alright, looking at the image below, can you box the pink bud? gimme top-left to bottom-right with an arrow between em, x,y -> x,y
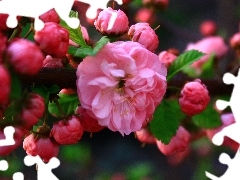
135,128 -> 156,144
156,126 -> 190,155
94,7 -> 129,36
51,116 -> 84,145
0,33 -> 7,63
0,65 -> 11,105
158,51 -> 177,68
80,25 -> 90,43
167,147 -> 190,165
20,93 -> 45,130
199,20 -> 217,36
75,106 -> 105,133
23,133 -> 59,162
128,23 -> 159,52
39,9 -> 60,24
230,32 -> 240,50
179,79 -> 210,116
43,55 -> 63,68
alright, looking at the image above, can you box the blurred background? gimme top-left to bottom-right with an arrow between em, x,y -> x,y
1,0 -> 240,179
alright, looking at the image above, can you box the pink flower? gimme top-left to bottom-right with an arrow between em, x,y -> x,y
179,79 -> 210,116
23,133 -> 59,162
205,113 -> 239,151
128,23 -> 159,52
185,36 -> 228,73
51,116 -> 84,145
158,50 -> 177,68
156,126 -> 191,155
76,41 -> 167,135
94,7 -> 129,36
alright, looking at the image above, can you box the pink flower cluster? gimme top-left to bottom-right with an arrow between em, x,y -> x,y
77,41 -> 167,135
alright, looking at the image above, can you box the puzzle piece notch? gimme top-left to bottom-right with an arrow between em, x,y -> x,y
213,69 -> 240,147
206,148 -> 240,180
24,155 -> 60,180
216,69 -> 240,122
0,126 -> 15,146
0,0 -> 80,30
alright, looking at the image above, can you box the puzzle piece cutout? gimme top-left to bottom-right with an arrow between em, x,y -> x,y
0,0 -> 80,30
206,148 -> 240,180
0,126 -> 15,146
0,159 -> 8,171
24,155 -> 60,180
213,69 -> 240,146
205,69 -> 240,179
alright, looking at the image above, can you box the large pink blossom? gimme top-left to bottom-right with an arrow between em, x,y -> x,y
76,41 -> 167,135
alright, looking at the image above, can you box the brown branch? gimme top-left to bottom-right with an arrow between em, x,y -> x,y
19,67 -> 77,89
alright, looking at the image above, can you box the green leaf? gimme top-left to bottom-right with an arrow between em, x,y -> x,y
149,100 -> 185,144
32,85 -> 60,105
60,11 -> 89,48
167,50 -> 205,81
200,53 -> 215,79
92,36 -> 109,53
192,104 -> 222,128
48,93 -> 80,117
68,36 -> 109,58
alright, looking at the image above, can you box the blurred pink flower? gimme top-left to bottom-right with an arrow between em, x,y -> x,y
76,41 -> 167,135
185,36 -> 228,73
158,50 -> 177,68
156,126 -> 191,155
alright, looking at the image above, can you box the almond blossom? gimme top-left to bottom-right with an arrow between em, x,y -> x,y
76,41 -> 167,135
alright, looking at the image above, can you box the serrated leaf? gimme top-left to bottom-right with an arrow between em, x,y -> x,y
68,36 -> 109,58
48,93 -> 80,117
60,11 -> 89,48
149,100 -> 185,144
167,50 -> 205,81
192,104 -> 222,128
92,36 -> 109,54
199,53 -> 215,79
